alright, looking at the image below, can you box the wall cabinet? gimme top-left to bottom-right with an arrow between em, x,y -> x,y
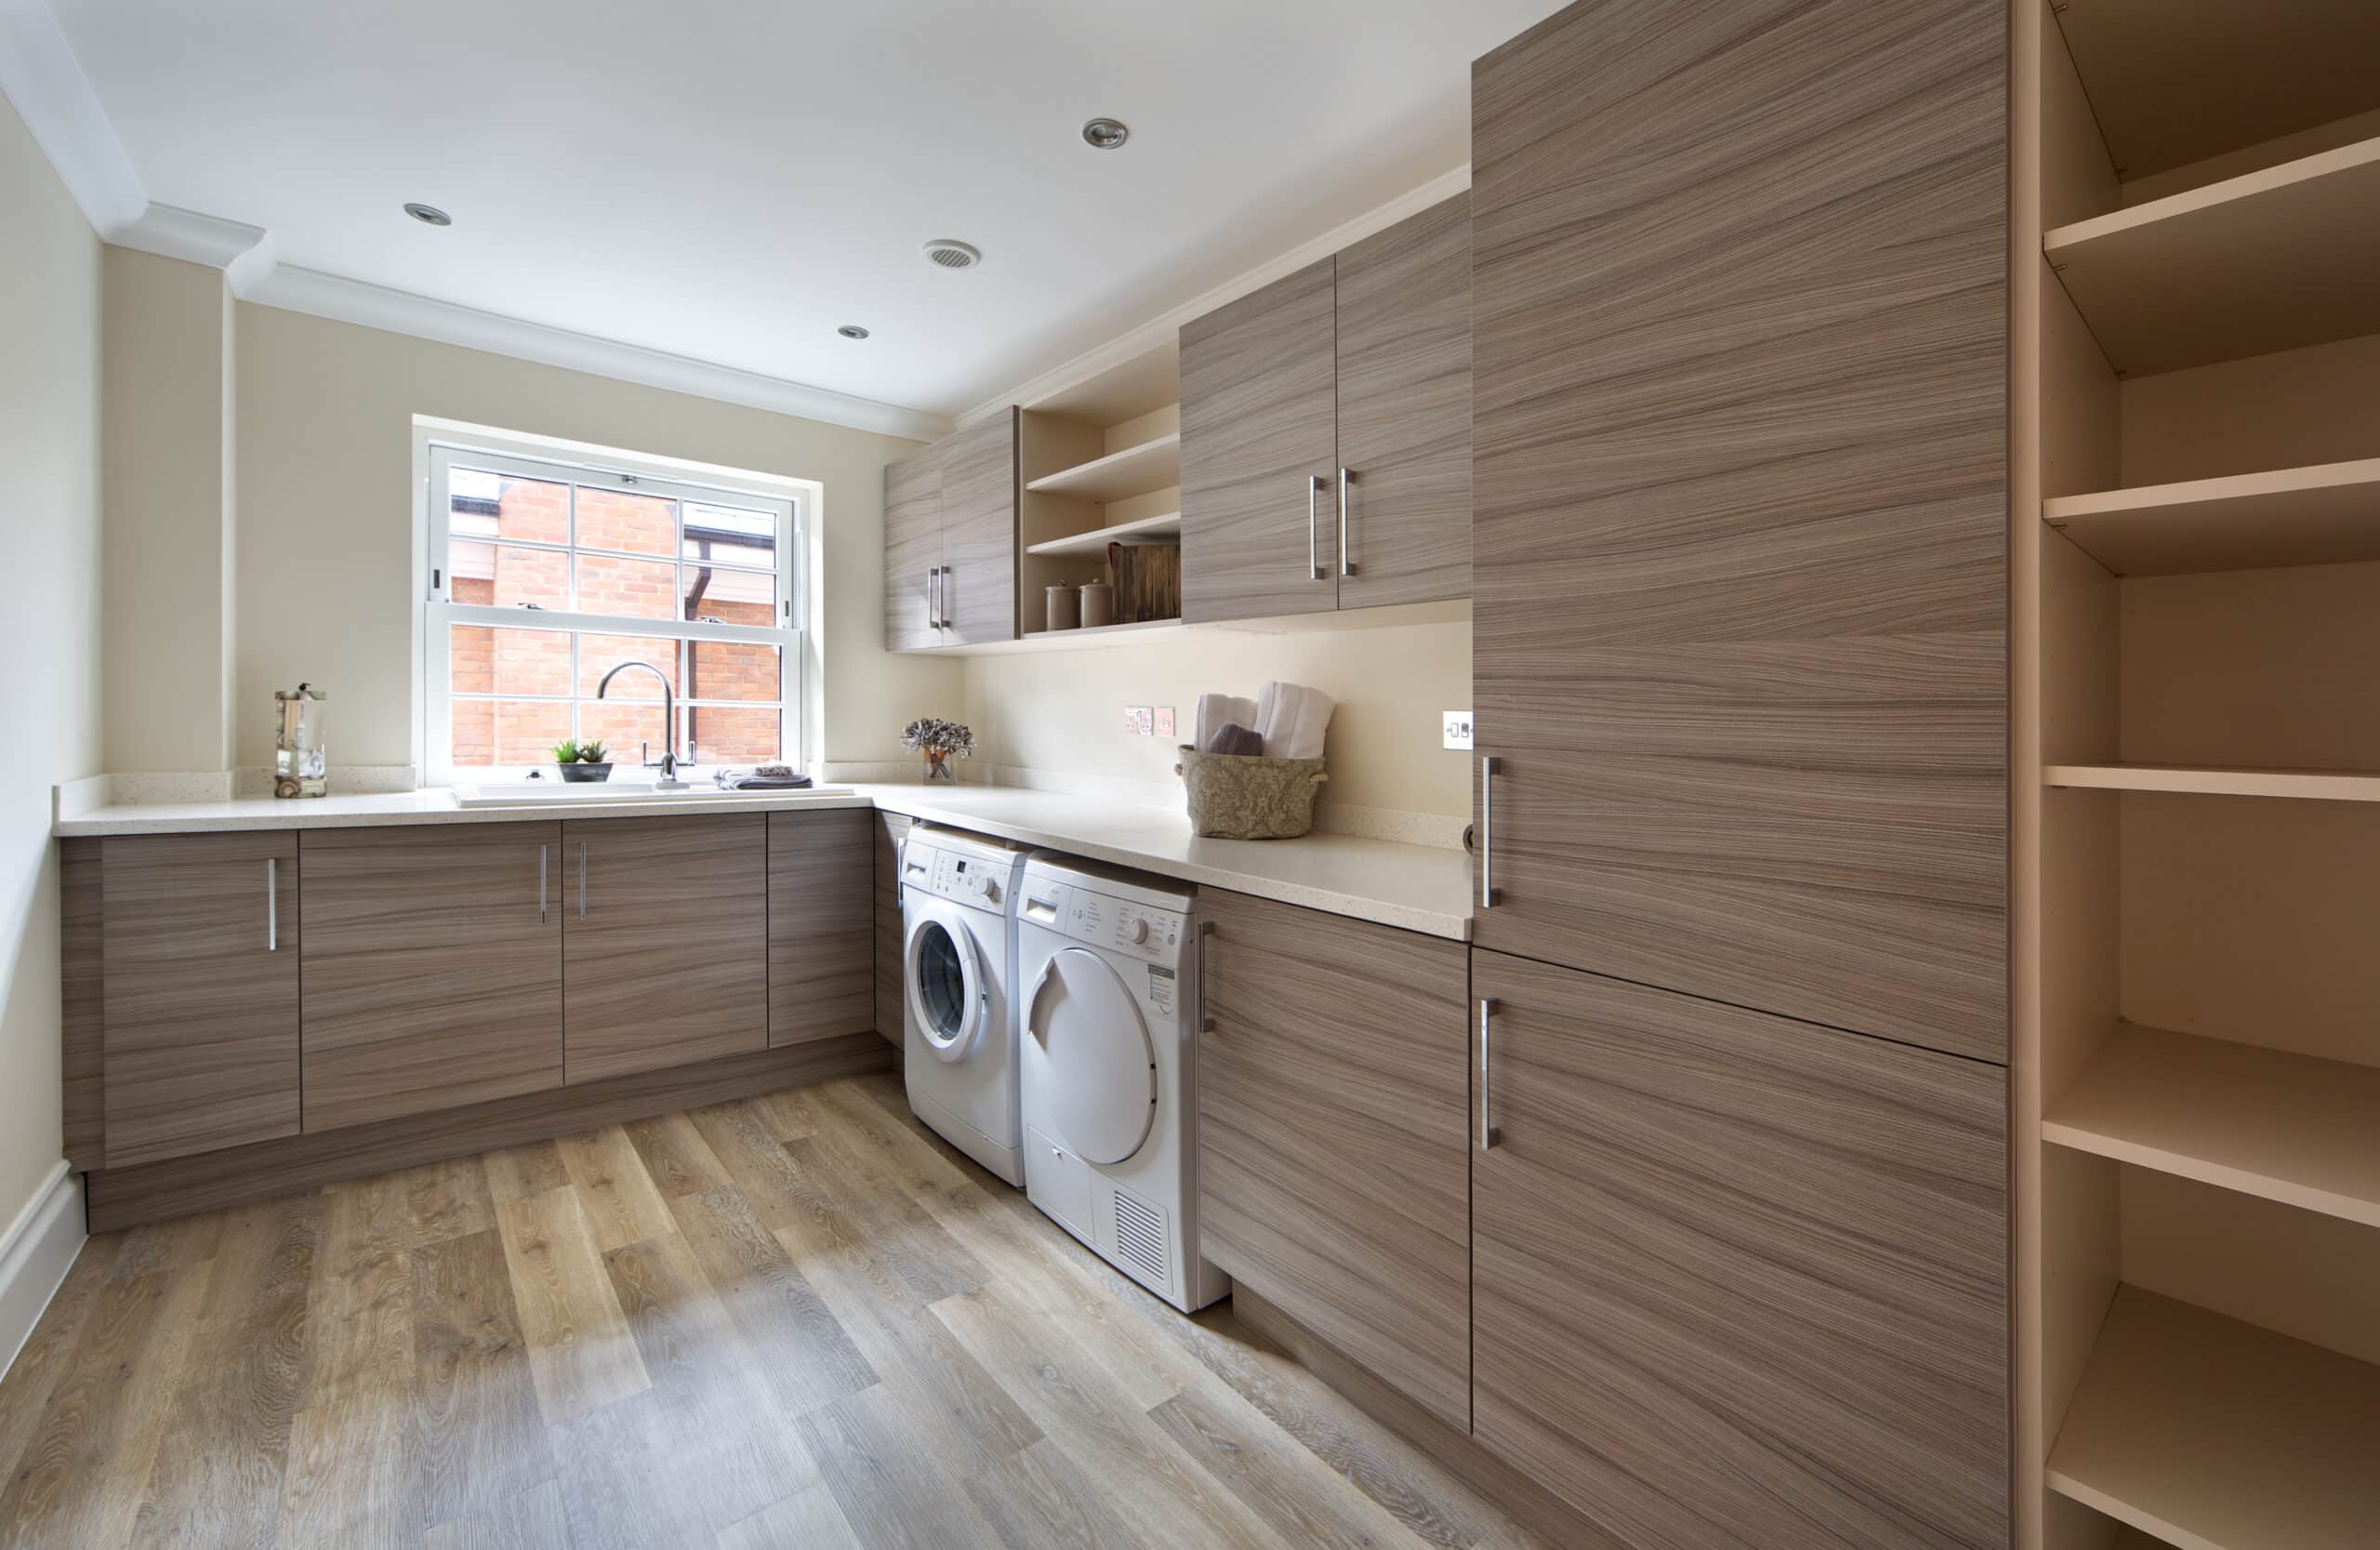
562,813 -> 769,1082
1469,0 -> 2009,1061
1469,948 -> 2009,1550
881,408 -> 1020,650
1195,888 -> 1472,1431
1181,192 -> 1471,624
298,824 -> 563,1130
767,809 -> 874,1045
99,831 -> 300,1167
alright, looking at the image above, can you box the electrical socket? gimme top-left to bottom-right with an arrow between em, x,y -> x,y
1442,711 -> 1474,750
1124,705 -> 1153,735
1154,707 -> 1176,738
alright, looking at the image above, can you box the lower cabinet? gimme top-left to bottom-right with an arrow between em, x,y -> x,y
1196,888 -> 1473,1431
767,809 -> 875,1045
298,824 -> 563,1129
562,814 -> 768,1082
99,831 -> 300,1166
1469,948 -> 2009,1550
873,811 -> 914,1049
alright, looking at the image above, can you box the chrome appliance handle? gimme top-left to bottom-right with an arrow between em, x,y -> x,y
1479,997 -> 1501,1149
1307,475 -> 1324,580
1480,754 -> 1501,908
266,857 -> 278,951
1338,468 -> 1355,576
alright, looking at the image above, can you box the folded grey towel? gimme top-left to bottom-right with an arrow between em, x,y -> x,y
1205,722 -> 1266,757
714,767 -> 813,790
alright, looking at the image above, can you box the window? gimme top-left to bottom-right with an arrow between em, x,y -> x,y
423,443 -> 800,780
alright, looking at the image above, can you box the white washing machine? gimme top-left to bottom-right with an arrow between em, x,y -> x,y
900,825 -> 1033,1186
1015,854 -> 1229,1313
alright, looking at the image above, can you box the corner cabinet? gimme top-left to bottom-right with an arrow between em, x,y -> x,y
1181,191 -> 1471,624
882,408 -> 1021,650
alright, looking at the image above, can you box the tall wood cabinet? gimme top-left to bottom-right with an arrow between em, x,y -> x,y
882,446 -> 942,651
1181,192 -> 1472,624
767,809 -> 874,1045
1471,0 -> 2010,1063
881,408 -> 1020,650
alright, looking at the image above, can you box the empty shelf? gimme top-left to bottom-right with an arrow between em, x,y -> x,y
2044,1024 -> 2380,1228
2043,764 -> 2380,801
1025,511 -> 1182,557
1025,433 -> 1182,502
2048,1286 -> 2380,1550
2044,458 -> 2380,575
953,618 -> 1186,656
2044,135 -> 2380,375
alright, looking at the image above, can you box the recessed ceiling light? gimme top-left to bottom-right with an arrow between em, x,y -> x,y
838,325 -> 871,339
1082,117 -> 1130,150
403,202 -> 452,226
921,238 -> 983,271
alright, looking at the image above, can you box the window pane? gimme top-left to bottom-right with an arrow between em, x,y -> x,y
686,704 -> 781,765
576,634 -> 678,699
451,625 -> 570,698
682,502 -> 778,569
449,468 -> 569,546
685,563 -> 775,626
574,486 -> 679,557
451,698 -> 574,767
452,540 -> 570,610
575,552 -> 678,619
687,639 -> 779,702
577,698 -> 670,761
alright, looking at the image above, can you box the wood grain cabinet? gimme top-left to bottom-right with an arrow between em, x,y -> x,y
298,823 -> 562,1130
872,810 -> 914,1051
562,814 -> 768,1082
1194,888 -> 1472,1431
99,832 -> 300,1166
1181,192 -> 1471,624
881,408 -> 1020,650
767,809 -> 874,1045
1469,0 -> 2010,1061
1468,948 -> 2009,1550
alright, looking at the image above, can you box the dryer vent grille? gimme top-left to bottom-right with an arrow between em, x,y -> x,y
922,238 -> 982,271
1112,1188 -> 1168,1284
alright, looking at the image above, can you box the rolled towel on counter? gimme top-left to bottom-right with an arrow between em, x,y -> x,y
1195,693 -> 1258,752
1253,682 -> 1335,761
1205,722 -> 1266,758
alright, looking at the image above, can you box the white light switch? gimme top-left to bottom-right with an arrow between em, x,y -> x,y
1442,711 -> 1474,750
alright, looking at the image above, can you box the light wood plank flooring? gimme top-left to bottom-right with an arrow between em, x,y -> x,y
0,1072 -> 1547,1550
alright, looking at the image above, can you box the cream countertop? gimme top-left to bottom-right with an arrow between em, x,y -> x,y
53,782 -> 1474,941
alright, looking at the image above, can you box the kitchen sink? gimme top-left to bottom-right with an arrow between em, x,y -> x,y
449,781 -> 854,809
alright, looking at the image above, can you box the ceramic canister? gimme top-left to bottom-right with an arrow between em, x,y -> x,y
1079,579 -> 1116,629
1046,583 -> 1081,631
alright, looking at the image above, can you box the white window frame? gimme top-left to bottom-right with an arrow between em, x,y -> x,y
422,441 -> 803,784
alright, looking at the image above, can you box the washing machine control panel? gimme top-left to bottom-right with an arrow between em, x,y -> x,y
1033,884 -> 1186,966
906,842 -> 1009,908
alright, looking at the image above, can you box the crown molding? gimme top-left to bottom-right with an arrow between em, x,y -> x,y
112,202 -> 276,289
969,162 -> 1473,422
0,0 -> 144,233
245,263 -> 953,442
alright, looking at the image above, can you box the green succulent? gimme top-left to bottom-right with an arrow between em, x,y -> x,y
578,741 -> 609,764
550,738 -> 580,764
551,739 -> 609,765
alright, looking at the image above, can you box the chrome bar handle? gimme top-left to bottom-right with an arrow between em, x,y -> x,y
1479,754 -> 1501,907
266,857 -> 278,951
1197,920 -> 1216,1033
577,841 -> 588,921
1338,468 -> 1355,576
938,566 -> 955,629
1307,475 -> 1324,580
927,566 -> 941,630
1479,997 -> 1501,1149
538,843 -> 549,923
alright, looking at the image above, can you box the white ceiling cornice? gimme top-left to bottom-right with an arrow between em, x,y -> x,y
0,0 -> 142,233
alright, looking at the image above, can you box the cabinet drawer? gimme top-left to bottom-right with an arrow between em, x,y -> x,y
1196,888 -> 1471,1430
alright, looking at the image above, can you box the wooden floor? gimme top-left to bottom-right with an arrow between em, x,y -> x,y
0,1070 -> 1549,1550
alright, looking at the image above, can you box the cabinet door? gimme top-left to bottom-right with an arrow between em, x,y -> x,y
768,809 -> 874,1045
1469,0 -> 2008,1060
1196,889 -> 1471,1430
1180,258 -> 1341,623
1470,948 -> 2008,1550
298,824 -> 562,1130
1334,191 -> 1472,610
101,832 -> 299,1165
563,814 -> 767,1082
882,444 -> 944,651
873,811 -> 913,1050
937,407 -> 1019,646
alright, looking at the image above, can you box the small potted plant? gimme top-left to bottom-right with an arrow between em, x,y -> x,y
550,738 -> 613,783
900,718 -> 973,784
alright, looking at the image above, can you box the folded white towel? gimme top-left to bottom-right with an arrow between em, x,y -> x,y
1195,693 -> 1258,751
1254,681 -> 1334,761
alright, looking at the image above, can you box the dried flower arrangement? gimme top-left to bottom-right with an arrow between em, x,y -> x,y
900,718 -> 974,782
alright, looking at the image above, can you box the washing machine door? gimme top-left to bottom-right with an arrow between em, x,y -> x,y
1025,946 -> 1157,1165
906,908 -> 987,1064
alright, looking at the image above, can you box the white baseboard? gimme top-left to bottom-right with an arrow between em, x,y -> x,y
0,1163 -> 86,1380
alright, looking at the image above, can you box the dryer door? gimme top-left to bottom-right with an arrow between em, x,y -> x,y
906,908 -> 986,1064
1025,946 -> 1157,1165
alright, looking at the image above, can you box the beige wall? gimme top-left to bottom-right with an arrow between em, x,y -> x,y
960,610 -> 1473,821
229,304 -> 962,771
0,94 -> 103,1232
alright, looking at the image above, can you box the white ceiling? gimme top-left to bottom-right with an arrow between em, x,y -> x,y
48,0 -> 1564,418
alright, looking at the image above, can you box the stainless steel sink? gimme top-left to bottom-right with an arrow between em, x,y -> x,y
449,781 -> 853,809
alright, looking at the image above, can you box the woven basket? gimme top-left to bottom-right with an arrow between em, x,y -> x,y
1175,745 -> 1329,840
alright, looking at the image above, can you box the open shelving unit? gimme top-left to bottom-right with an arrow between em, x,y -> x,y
2020,5 -> 2380,1549
1015,339 -> 1184,640
1023,509 -> 1181,557
1023,432 -> 1181,502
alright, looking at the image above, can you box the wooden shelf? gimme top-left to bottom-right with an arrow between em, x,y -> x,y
2043,764 -> 2380,801
1024,433 -> 1181,502
952,618 -> 1186,656
1024,511 -> 1181,558
2048,1286 -> 2380,1550
2045,1024 -> 2380,1228
2044,135 -> 2380,375
2045,458 -> 2380,576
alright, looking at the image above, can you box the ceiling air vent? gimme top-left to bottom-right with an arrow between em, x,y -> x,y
922,238 -> 983,271
1111,1188 -> 1168,1284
